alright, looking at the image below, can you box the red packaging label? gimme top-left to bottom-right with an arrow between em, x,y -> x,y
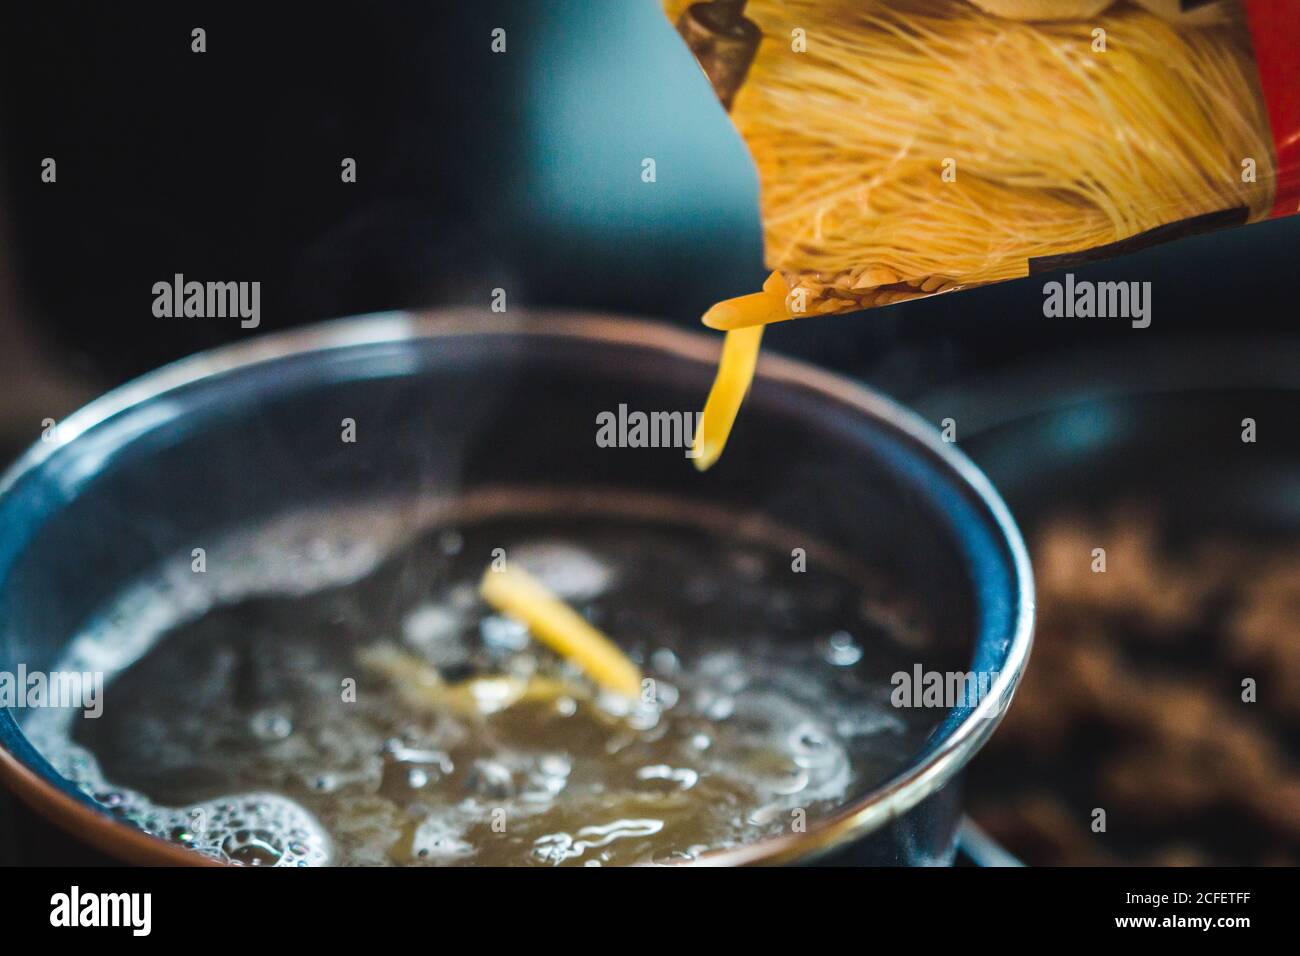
1246,1 -> 1300,218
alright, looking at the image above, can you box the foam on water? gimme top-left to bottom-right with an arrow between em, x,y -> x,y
24,497 -> 936,866
18,504 -> 418,866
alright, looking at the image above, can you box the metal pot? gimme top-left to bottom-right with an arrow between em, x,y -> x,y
0,312 -> 1033,865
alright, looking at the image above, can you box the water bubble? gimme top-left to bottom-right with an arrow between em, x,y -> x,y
411,816 -> 474,862
790,723 -> 834,766
402,603 -> 461,649
384,742 -> 454,775
821,630 -> 863,667
702,694 -> 735,722
480,614 -> 530,652
532,831 -> 577,865
650,648 -> 680,675
636,764 -> 699,791
533,819 -> 664,866
222,828 -> 284,866
249,709 -> 293,741
466,760 -> 515,799
653,681 -> 680,710
539,754 -> 571,778
626,700 -> 662,732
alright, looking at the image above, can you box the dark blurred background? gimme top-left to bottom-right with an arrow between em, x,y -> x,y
0,1 -> 1296,863
2,2 -> 1295,412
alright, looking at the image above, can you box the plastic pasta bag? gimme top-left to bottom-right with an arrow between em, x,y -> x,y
665,0 -> 1298,467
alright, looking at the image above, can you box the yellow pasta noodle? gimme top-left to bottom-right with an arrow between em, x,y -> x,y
691,323 -> 765,470
479,564 -> 644,698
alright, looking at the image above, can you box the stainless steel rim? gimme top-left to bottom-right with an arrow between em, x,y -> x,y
0,309 -> 1035,865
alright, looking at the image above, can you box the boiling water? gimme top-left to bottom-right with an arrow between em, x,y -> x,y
24,497 -> 939,866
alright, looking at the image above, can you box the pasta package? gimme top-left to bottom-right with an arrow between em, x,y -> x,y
667,0 -> 1299,467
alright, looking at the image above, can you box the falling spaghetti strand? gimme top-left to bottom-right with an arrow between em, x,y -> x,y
692,322 -> 765,470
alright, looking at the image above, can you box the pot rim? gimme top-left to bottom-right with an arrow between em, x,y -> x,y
0,309 -> 1035,866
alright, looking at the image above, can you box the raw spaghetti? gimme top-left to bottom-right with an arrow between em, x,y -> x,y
668,0 -> 1295,467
